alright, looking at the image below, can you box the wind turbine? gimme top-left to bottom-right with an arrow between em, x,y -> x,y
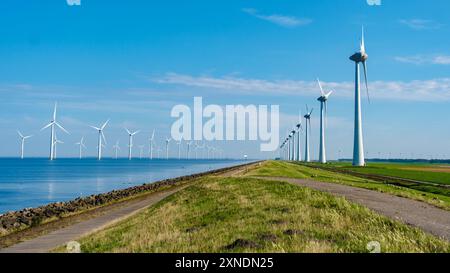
177,141 -> 182,160
349,27 -> 370,167
17,131 -> 33,159
304,105 -> 313,162
149,129 -> 155,160
53,135 -> 64,160
165,138 -> 171,159
90,119 -> 109,160
317,78 -> 333,164
125,129 -> 140,160
75,136 -> 86,159
295,111 -> 303,161
291,129 -> 296,161
113,141 -> 120,159
186,141 -> 193,159
41,102 -> 69,160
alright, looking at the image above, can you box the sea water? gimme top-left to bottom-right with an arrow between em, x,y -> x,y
0,158 -> 248,214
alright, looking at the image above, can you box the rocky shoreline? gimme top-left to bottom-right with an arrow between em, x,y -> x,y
0,162 -> 258,235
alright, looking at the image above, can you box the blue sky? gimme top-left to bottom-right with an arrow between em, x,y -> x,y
1,0 -> 449,159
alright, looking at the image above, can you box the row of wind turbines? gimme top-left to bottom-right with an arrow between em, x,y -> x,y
17,104 -> 224,160
280,28 -> 370,167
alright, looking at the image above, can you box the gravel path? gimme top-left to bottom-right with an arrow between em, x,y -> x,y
258,177 -> 450,240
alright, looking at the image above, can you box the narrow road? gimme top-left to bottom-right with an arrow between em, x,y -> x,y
258,177 -> 450,240
0,186 -> 185,253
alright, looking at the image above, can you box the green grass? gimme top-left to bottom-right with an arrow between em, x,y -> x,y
247,161 -> 450,210
333,162 -> 450,185
64,176 -> 449,253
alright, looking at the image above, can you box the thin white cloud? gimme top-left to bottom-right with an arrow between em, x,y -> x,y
153,73 -> 450,102
399,19 -> 442,30
242,8 -> 312,28
395,55 -> 450,65
66,0 -> 81,6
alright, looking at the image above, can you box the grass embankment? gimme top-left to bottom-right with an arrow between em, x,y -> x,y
68,173 -> 449,253
247,161 -> 450,210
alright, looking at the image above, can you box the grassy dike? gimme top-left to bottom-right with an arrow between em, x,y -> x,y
65,162 -> 450,253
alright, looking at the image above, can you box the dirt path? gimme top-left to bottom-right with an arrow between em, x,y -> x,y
0,186 -> 185,253
258,177 -> 450,240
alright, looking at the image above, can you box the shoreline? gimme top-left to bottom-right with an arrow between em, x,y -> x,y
0,161 -> 261,239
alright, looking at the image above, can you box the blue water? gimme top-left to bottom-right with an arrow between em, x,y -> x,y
0,158 -> 248,214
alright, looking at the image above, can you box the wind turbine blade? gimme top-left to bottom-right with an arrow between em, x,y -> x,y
90,126 -> 100,131
101,119 -> 110,130
55,122 -> 69,134
53,102 -> 58,120
125,128 -> 131,135
310,108 -> 314,115
132,130 -> 140,136
317,78 -> 324,96
101,131 -> 107,145
362,61 -> 371,104
25,135 -> 33,139
360,26 -> 365,53
41,122 -> 54,131
17,131 -> 24,138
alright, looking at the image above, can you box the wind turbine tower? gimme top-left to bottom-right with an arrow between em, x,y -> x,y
149,129 -> 155,160
295,111 -> 303,161
304,105 -> 313,162
90,120 -> 109,160
165,138 -> 171,159
126,129 -> 140,160
75,136 -> 86,159
41,103 -> 69,160
18,131 -> 33,159
113,141 -> 120,159
349,27 -> 370,167
317,78 -> 333,164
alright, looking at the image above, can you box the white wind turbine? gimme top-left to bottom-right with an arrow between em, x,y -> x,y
177,141 -> 182,160
317,78 -> 333,164
349,27 -> 370,167
304,105 -> 313,162
290,129 -> 296,161
90,119 -> 109,160
75,136 -> 86,159
149,129 -> 155,160
41,102 -> 69,160
186,141 -> 193,159
53,134 -> 64,160
125,129 -> 140,160
165,138 -> 171,159
113,141 -> 120,159
295,111 -> 303,162
18,131 -> 33,159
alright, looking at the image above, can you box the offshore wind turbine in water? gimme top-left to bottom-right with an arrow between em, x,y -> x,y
41,103 -> 69,160
75,136 -> 86,159
17,131 -> 33,159
349,27 -> 370,167
90,120 -> 109,160
317,78 -> 333,164
126,129 -> 140,160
